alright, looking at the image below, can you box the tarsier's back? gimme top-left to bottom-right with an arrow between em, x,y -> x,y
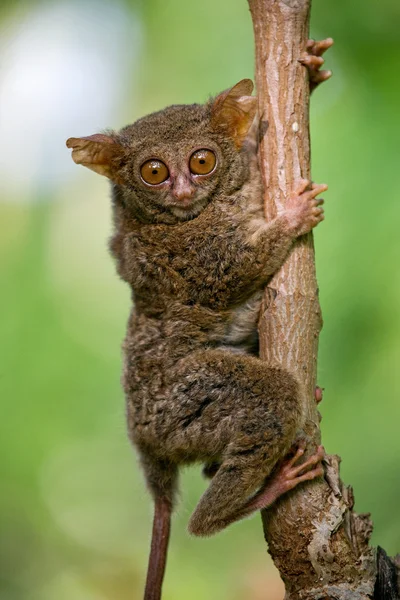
67,78 -> 327,600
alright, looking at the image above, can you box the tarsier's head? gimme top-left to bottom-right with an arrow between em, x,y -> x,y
67,79 -> 257,223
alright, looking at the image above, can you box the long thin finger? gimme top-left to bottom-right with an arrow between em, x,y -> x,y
284,446 -> 305,470
313,38 -> 334,56
293,178 -> 310,196
289,454 -> 322,477
300,55 -> 324,68
286,465 -> 324,490
289,446 -> 325,477
308,183 -> 328,198
313,70 -> 332,83
312,209 -> 324,219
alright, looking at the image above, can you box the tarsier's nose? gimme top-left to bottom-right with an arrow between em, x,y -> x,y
172,175 -> 194,202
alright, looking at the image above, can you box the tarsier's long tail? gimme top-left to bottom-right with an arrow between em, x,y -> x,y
141,456 -> 178,600
144,495 -> 172,600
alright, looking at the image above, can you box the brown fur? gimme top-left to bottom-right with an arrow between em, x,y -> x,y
67,80 -> 325,537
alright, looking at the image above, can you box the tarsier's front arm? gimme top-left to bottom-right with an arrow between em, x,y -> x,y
66,38 -> 332,600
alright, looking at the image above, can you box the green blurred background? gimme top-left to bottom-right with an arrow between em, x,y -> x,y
1,0 -> 399,598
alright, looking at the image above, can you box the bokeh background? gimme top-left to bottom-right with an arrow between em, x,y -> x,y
1,0 -> 399,598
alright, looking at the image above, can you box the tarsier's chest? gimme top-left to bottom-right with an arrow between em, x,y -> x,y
161,225 -> 254,307
135,228 -> 262,353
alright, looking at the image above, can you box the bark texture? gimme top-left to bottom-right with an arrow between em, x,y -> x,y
247,1 -> 379,598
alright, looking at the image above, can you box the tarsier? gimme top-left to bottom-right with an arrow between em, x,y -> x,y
67,38 -> 332,600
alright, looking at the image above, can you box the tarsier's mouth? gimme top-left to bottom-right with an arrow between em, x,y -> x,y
176,198 -> 195,208
167,192 -> 206,209
166,195 -> 210,220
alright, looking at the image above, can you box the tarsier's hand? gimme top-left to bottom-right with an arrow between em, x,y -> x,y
285,179 -> 328,236
300,37 -> 334,92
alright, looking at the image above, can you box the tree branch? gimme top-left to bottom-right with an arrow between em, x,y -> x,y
246,1 -> 395,598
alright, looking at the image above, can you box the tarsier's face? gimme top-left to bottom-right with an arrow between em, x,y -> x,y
135,144 -> 219,220
117,103 -> 237,221
67,80 -> 257,222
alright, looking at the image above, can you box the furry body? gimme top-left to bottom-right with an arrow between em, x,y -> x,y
111,159 -> 303,532
67,79 -> 326,538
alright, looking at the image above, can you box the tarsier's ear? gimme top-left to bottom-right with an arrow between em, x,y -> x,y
66,134 -> 126,184
211,79 -> 257,148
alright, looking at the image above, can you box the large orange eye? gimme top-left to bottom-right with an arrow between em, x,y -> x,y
140,159 -> 169,185
189,149 -> 216,175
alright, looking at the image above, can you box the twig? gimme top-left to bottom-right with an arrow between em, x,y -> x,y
247,1 -> 388,597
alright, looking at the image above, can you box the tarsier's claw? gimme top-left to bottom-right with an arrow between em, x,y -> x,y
301,37 -> 334,91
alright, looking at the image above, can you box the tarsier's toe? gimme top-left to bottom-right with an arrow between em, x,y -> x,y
262,444 -> 325,499
284,444 -> 325,483
297,464 -> 324,484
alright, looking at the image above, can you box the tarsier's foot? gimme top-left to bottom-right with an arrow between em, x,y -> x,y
285,179 -> 328,236
244,443 -> 325,514
203,443 -> 325,531
300,37 -> 334,92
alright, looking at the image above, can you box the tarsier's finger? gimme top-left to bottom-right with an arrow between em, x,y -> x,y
315,198 -> 325,206
312,70 -> 332,83
293,178 -> 310,196
308,183 -> 328,198
311,182 -> 328,190
312,38 -> 334,57
300,55 -> 325,68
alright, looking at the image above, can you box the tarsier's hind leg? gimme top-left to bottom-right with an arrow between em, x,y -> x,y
206,443 -> 325,533
190,459 -> 269,536
190,438 -> 323,536
200,443 -> 325,532
165,349 -> 304,537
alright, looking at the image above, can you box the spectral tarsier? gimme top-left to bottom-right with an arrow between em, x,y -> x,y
67,38 -> 332,600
